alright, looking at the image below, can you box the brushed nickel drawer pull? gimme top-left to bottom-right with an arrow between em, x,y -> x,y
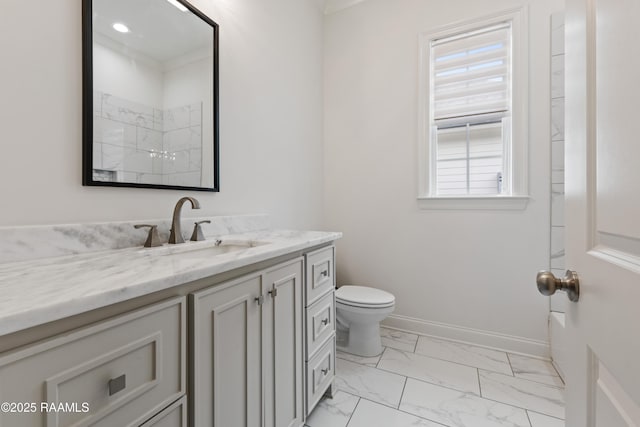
269,288 -> 278,298
255,296 -> 264,306
108,374 -> 126,396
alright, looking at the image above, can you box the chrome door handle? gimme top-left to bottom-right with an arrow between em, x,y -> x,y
536,270 -> 580,302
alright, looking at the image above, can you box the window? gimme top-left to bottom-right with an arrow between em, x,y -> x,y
418,9 -> 528,209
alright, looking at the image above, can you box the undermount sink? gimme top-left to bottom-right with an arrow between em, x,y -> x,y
160,239 -> 269,260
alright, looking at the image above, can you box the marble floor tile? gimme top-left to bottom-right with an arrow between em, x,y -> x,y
479,370 -> 565,419
527,411 -> 565,427
378,348 -> 480,394
415,336 -> 513,375
335,358 -> 407,408
508,354 -> 564,387
400,378 -> 531,427
380,327 -> 419,352
305,391 -> 360,427
337,349 -> 384,367
347,398 -> 443,427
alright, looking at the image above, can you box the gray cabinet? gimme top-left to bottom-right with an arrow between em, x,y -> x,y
0,297 -> 186,427
190,258 -> 304,427
304,246 -> 336,415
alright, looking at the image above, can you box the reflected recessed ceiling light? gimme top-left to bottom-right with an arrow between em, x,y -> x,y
112,22 -> 130,33
166,0 -> 188,12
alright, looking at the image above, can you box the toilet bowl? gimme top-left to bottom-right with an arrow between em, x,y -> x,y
335,285 -> 395,357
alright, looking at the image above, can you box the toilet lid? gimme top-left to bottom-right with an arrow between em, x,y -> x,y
336,286 -> 395,308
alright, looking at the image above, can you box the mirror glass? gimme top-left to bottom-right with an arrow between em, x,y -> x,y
83,0 -> 219,191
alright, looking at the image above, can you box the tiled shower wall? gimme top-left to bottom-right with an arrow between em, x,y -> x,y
92,91 -> 203,187
550,13 -> 566,313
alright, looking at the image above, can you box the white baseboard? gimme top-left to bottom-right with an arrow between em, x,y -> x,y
382,314 -> 550,358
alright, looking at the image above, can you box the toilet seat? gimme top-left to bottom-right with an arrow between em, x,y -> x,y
336,285 -> 395,309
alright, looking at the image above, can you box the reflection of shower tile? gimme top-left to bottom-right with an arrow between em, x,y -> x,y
121,172 -> 136,183
166,172 -> 200,187
137,128 -> 163,151
189,148 -> 202,172
190,103 -> 202,126
94,117 -> 136,147
152,156 -> 163,174
93,142 -> 103,169
102,143 -> 129,171
102,94 -> 154,128
125,150 -> 154,174
138,173 -> 162,185
154,109 -> 164,131
551,98 -> 565,142
164,128 -> 202,152
164,105 -> 191,131
163,150 -> 190,174
93,91 -> 102,115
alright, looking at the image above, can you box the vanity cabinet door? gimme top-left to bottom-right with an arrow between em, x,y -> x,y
190,274 -> 263,427
263,259 -> 304,427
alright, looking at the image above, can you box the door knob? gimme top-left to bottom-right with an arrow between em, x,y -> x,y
536,270 -> 580,302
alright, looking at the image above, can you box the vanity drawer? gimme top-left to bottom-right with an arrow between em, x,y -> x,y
306,292 -> 335,359
0,297 -> 186,427
305,336 -> 335,415
140,396 -> 187,427
305,246 -> 335,305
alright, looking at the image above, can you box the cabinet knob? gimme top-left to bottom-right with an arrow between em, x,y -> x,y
321,318 -> 329,326
108,374 -> 126,396
269,288 -> 278,298
321,368 -> 329,376
255,295 -> 264,306
320,270 -> 329,278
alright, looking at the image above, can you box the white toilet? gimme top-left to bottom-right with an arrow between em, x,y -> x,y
335,285 -> 395,357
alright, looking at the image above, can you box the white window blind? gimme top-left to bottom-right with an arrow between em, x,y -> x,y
430,22 -> 512,196
432,23 -> 511,125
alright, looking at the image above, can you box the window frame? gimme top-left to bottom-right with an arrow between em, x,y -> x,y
418,8 -> 529,210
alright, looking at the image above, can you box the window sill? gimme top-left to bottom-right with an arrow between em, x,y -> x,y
417,195 -> 530,210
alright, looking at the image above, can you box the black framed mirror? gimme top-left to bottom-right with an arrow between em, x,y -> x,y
82,0 -> 219,191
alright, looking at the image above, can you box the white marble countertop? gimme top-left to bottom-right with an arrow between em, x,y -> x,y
0,229 -> 341,337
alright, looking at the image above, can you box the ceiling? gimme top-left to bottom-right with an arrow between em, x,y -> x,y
92,0 -> 213,63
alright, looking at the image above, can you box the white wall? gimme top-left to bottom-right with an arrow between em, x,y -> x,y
93,39 -> 164,108
0,0 -> 325,229
324,0 -> 563,355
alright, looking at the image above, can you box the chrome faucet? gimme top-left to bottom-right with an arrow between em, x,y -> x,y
169,197 -> 201,244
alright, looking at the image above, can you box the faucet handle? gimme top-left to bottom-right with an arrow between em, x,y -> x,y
134,224 -> 163,248
190,220 -> 211,242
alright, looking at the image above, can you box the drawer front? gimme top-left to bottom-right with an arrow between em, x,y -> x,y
0,297 -> 185,427
305,336 -> 335,415
306,292 -> 335,359
305,246 -> 335,306
140,396 -> 187,427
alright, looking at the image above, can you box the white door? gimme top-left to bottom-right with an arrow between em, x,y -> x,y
564,0 -> 640,424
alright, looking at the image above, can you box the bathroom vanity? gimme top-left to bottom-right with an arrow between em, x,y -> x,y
0,217 -> 340,427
